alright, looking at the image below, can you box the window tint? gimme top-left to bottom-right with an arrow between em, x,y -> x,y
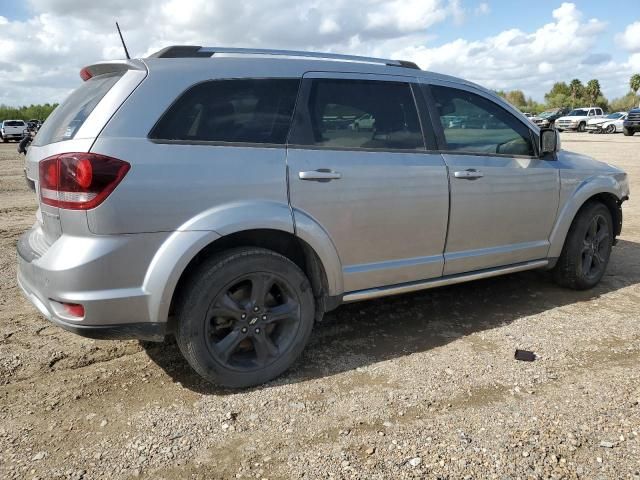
34,72 -> 123,146
4,121 -> 25,127
289,79 -> 424,151
150,79 -> 300,144
428,85 -> 535,156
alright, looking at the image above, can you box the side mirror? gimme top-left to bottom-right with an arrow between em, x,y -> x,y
540,128 -> 559,156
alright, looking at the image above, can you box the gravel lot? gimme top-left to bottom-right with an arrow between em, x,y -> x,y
1,133 -> 639,479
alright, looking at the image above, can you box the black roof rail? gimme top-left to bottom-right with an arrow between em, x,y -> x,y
148,45 -> 421,70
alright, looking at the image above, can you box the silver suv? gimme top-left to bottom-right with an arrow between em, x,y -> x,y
18,46 -> 629,387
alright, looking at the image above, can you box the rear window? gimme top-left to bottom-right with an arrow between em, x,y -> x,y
149,79 -> 300,145
4,121 -> 25,127
34,72 -> 123,146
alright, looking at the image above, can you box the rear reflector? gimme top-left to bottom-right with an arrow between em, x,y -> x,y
62,303 -> 85,318
39,153 -> 130,210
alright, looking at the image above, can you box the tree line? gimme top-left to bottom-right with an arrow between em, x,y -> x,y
0,103 -> 58,122
497,73 -> 640,114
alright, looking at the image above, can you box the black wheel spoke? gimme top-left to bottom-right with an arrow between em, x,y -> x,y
214,330 -> 244,362
211,293 -> 244,320
587,219 -> 597,240
582,251 -> 594,275
595,227 -> 608,244
249,274 -> 274,308
252,333 -> 279,365
266,301 -> 299,324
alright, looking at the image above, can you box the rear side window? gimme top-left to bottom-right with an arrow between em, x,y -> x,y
34,73 -> 123,146
428,85 -> 535,157
149,79 -> 300,145
289,79 -> 424,151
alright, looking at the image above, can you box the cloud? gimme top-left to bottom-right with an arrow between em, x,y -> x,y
617,21 -> 640,52
581,53 -> 612,65
0,1 -> 637,106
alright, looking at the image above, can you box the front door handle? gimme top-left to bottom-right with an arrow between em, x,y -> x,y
299,169 -> 342,181
454,169 -> 484,180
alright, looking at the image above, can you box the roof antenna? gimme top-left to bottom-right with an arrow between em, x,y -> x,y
115,22 -> 131,60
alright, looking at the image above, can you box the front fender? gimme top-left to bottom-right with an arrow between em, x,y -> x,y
548,173 -> 628,258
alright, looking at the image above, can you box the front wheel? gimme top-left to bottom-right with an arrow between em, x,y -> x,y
623,127 -> 635,136
175,248 -> 315,388
605,124 -> 616,134
553,202 -> 613,290
577,122 -> 586,132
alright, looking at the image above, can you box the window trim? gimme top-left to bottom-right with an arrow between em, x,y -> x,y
147,77 -> 302,146
286,76 -> 430,154
421,82 -> 541,159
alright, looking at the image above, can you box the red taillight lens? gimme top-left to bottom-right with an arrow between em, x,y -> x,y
39,153 -> 130,210
79,67 -> 93,81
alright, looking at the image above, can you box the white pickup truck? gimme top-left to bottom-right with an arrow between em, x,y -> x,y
1,120 -> 27,142
555,107 -> 605,132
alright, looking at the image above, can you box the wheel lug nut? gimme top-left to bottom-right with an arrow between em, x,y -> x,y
241,327 -> 248,333
255,328 -> 260,334
253,306 -> 260,312
241,313 -> 247,319
262,315 -> 267,321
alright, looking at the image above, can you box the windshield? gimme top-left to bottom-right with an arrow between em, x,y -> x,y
567,109 -> 588,116
539,111 -> 556,118
34,72 -> 123,146
606,113 -> 623,119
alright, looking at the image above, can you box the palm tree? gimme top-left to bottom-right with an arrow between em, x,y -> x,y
569,79 -> 583,108
631,74 -> 640,107
585,79 -> 601,106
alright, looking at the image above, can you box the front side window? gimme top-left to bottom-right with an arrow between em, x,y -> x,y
428,85 -> 535,157
150,79 -> 300,144
289,79 -> 424,151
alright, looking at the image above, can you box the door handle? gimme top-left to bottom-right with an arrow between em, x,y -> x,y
454,169 -> 484,180
298,169 -> 342,181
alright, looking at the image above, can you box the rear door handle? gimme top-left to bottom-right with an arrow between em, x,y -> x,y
298,169 -> 342,181
454,169 -> 484,180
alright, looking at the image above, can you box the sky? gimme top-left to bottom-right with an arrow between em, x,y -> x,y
0,0 -> 639,107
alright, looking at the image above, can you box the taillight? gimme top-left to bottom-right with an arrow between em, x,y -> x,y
39,153 -> 130,210
79,67 -> 93,81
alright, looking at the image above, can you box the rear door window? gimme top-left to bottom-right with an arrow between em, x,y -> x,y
288,78 -> 424,151
34,73 -> 124,146
149,79 -> 300,145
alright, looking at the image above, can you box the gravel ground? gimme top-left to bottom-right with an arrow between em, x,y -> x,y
0,133 -> 639,480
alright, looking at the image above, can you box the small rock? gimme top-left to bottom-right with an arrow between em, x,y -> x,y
522,451 -> 530,458
382,421 -> 393,428
599,441 -> 615,448
100,420 -> 108,428
408,457 -> 422,467
31,451 -> 46,461
366,447 -> 376,455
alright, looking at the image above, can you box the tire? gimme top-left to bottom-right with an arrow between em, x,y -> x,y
577,122 -> 586,132
1,136 -> 6,143
623,127 -> 634,136
553,202 -> 613,290
175,247 -> 315,388
556,128 -> 564,132
605,124 -> 616,134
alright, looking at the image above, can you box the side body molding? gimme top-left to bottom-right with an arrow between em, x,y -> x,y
143,201 -> 344,324
547,172 -> 628,258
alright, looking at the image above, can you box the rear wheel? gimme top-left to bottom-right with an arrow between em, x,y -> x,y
175,248 -> 315,388
553,202 -> 613,290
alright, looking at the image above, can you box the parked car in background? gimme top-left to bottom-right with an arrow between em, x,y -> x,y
1,119 -> 27,142
623,108 -> 640,136
555,107 -> 605,132
586,112 -> 628,134
349,113 -> 375,131
26,119 -> 42,132
532,108 -> 571,128
17,46 -> 629,388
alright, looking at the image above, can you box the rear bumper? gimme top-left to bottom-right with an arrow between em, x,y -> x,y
17,226 -> 170,341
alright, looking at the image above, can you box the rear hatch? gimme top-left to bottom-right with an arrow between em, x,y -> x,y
25,60 -> 147,248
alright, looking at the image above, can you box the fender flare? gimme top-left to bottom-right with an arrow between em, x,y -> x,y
547,175 -> 627,258
143,201 -> 343,323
